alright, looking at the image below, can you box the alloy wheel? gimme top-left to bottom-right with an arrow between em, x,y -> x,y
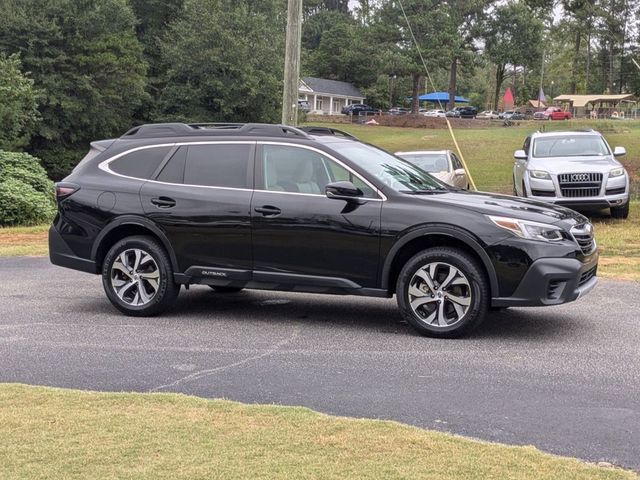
407,262 -> 472,328
110,248 -> 160,306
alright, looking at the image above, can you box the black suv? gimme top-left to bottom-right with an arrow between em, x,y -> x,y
50,123 -> 599,337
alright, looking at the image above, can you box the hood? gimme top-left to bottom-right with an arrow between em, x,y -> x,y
409,189 -> 587,226
529,155 -> 620,174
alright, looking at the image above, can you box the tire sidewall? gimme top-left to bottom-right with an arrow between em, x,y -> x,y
102,236 -> 175,315
396,248 -> 489,337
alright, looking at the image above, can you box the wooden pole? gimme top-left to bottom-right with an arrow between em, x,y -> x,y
281,0 -> 303,126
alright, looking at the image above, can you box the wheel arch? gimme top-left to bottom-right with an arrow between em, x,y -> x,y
91,215 -> 178,272
381,226 -> 499,297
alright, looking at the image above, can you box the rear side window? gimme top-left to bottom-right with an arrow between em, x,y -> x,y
156,147 -> 187,184
110,146 -> 172,179
183,144 -> 251,188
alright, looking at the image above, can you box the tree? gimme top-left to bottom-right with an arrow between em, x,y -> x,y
0,0 -> 148,179
0,54 -> 39,150
484,1 -> 543,109
157,0 -> 286,123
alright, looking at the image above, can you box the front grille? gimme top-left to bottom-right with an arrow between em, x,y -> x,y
606,187 -> 626,195
571,224 -> 596,254
578,266 -> 597,287
558,172 -> 602,198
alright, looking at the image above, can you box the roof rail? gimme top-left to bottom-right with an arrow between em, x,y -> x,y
120,122 -> 312,139
300,126 -> 358,140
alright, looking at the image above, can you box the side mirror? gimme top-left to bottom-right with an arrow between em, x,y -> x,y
613,146 -> 626,157
325,181 -> 364,203
514,150 -> 528,160
454,168 -> 466,176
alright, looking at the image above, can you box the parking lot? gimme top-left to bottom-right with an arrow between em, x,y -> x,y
1,256 -> 639,470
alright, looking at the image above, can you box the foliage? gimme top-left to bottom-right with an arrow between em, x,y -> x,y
0,0 -> 148,179
0,54 -> 40,151
157,0 -> 286,123
0,151 -> 56,226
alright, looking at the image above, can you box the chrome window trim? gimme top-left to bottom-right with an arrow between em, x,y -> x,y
258,141 -> 386,201
97,140 -> 386,201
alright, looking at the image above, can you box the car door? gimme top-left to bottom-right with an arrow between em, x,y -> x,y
250,143 -> 382,289
140,141 -> 255,276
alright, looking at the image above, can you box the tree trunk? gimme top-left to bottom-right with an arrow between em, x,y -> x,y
494,64 -> 505,111
570,30 -> 581,94
411,73 -> 421,114
447,57 -> 457,111
585,32 -> 591,94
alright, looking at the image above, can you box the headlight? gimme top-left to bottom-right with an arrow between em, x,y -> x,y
529,170 -> 551,180
609,167 -> 625,177
488,216 -> 564,242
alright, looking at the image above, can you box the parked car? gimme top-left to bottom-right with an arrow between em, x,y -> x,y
509,112 -> 527,120
543,106 -> 572,120
341,103 -> 380,115
477,110 -> 500,119
50,122 -> 599,338
445,108 -> 460,118
298,100 -> 311,112
395,150 -> 469,189
533,110 -> 548,120
388,107 -> 410,115
457,106 -> 478,118
423,109 -> 446,118
513,130 -> 630,218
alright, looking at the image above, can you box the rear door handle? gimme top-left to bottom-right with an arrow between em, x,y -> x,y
254,205 -> 281,216
151,196 -> 176,208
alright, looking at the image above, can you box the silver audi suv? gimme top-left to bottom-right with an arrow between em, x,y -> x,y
512,130 -> 630,218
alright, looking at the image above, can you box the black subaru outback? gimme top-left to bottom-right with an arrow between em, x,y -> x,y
50,123 -> 599,337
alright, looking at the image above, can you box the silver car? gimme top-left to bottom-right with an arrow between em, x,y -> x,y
513,130 -> 630,218
395,150 -> 470,189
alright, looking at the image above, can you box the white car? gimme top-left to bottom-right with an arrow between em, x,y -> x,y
477,110 -> 500,119
395,150 -> 470,189
513,130 -> 630,218
423,109 -> 446,118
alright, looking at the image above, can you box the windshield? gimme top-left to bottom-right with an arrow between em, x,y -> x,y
533,135 -> 610,158
396,153 -> 450,173
332,143 -> 447,192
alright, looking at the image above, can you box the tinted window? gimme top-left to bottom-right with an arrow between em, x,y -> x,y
532,135 -> 609,158
262,145 -> 375,197
156,147 -> 186,183
183,144 -> 251,188
110,146 -> 171,179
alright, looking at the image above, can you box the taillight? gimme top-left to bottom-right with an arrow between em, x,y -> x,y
55,183 -> 80,200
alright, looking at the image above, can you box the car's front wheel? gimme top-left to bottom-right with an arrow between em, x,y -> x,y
611,202 -> 630,219
102,235 -> 179,316
396,247 -> 489,338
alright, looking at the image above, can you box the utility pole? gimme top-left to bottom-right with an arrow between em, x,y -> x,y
281,0 -> 303,126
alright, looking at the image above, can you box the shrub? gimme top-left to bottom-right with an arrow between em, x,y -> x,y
0,151 -> 56,226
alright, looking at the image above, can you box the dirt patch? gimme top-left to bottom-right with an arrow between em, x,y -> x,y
0,232 -> 48,244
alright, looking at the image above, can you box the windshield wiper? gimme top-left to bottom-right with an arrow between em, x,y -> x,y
401,188 -> 449,194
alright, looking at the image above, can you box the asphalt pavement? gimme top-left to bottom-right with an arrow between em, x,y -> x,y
1,257 -> 639,469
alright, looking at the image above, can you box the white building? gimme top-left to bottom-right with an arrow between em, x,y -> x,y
299,77 -> 365,115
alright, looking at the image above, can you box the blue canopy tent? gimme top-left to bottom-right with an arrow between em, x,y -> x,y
418,92 -> 470,103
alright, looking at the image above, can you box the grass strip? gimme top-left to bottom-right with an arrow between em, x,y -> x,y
0,384 -> 636,480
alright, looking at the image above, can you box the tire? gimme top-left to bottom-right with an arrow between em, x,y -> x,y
209,286 -> 244,293
102,235 -> 179,316
512,176 -> 518,196
611,202 -> 629,219
396,247 -> 490,338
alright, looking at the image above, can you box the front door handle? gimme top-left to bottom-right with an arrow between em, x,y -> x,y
151,196 -> 176,208
254,205 -> 281,216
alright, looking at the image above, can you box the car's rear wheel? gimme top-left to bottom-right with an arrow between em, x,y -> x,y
209,286 -> 244,293
611,202 -> 629,219
102,235 -> 179,316
396,247 -> 489,338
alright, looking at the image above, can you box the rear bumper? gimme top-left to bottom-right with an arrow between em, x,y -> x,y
492,255 -> 598,307
49,225 -> 98,274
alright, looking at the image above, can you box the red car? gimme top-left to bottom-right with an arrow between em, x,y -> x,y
544,107 -> 572,120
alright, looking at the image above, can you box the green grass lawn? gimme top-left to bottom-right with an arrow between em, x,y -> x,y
0,384 -> 637,480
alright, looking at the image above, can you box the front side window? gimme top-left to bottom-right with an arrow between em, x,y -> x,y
262,145 -> 376,197
182,144 -> 251,188
532,135 -> 610,158
330,142 -> 446,193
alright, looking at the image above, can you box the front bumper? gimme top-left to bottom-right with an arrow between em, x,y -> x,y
527,173 -> 629,209
492,254 -> 598,307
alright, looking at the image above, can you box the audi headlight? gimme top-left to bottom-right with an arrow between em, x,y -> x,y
488,216 -> 564,242
529,170 -> 551,180
609,167 -> 625,177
